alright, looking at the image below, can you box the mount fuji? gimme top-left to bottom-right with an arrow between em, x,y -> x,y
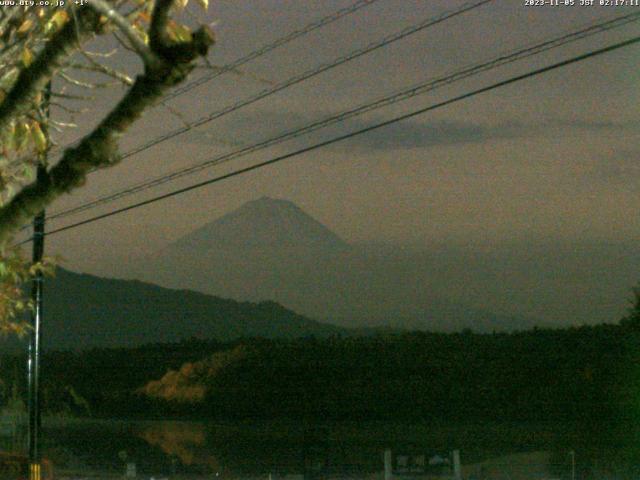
127,197 -> 540,333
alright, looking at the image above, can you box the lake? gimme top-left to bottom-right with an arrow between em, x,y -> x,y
0,417 -> 631,478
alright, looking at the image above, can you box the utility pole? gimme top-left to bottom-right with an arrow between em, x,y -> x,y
28,82 -> 50,480
570,450 -> 575,480
27,179 -> 44,480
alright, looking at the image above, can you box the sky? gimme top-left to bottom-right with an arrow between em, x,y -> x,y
21,0 -> 640,325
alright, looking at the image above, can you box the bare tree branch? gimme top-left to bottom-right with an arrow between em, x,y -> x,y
51,102 -> 88,115
59,71 -> 120,89
0,7 -> 102,132
51,91 -> 95,101
0,1 -> 214,244
112,30 -> 138,55
51,120 -> 78,129
74,54 -> 135,85
149,0 -> 174,53
89,0 -> 157,67
82,48 -> 118,58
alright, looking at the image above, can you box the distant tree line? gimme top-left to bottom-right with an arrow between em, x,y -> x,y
0,308 -> 638,427
1,289 -> 639,475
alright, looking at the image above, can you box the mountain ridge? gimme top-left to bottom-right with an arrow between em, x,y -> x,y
168,196 -> 349,252
127,197 -> 545,333
1,267 -> 346,352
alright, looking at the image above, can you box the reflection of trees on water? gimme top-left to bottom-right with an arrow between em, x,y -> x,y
135,421 -> 381,477
136,421 -> 318,476
137,422 -> 225,475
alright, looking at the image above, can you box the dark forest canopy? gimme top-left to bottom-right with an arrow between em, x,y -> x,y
2,315 -> 640,427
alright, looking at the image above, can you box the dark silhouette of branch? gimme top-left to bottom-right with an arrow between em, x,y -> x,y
0,1 -> 214,244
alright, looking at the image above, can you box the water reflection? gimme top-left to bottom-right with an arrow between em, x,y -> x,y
135,421 -> 317,476
133,421 -> 372,477
1,418 -> 624,479
136,422 -> 224,475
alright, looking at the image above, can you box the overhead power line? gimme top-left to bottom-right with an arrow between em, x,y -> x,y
21,33 -> 640,244
35,0 -> 494,229
61,0 -> 493,167
165,0 -> 383,101
123,0 -> 494,158
43,10 -> 640,223
49,0 -> 382,156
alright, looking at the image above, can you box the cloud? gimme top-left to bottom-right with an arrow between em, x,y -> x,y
178,109 -> 633,153
179,114 -> 502,151
330,117 -> 630,152
346,120 -> 490,150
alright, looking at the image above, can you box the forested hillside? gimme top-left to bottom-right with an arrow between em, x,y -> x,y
0,268 -> 346,352
137,326 -> 637,426
2,318 -> 639,428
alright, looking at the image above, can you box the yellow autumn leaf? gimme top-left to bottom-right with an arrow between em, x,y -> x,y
45,10 -> 69,34
31,122 -> 47,153
195,0 -> 208,10
132,23 -> 149,44
0,69 -> 19,90
51,10 -> 69,29
138,11 -> 151,23
17,19 -> 34,35
21,48 -> 34,67
172,24 -> 192,42
15,122 -> 31,151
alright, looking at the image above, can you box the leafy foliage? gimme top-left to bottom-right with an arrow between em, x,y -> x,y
0,8 -> 75,198
0,315 -> 631,424
140,345 -> 248,402
3,318 -> 640,475
0,0 -> 213,334
0,244 -> 54,336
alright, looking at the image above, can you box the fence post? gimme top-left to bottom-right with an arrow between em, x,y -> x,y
384,449 -> 393,480
453,450 -> 461,480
